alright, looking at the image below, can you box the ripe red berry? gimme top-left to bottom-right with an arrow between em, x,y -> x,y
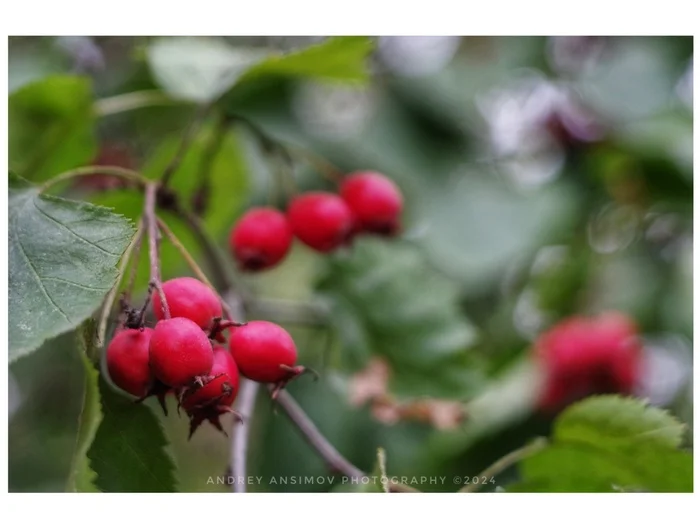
182,346 -> 241,438
229,207 -> 293,271
287,192 -> 354,252
149,317 -> 214,388
152,277 -> 222,331
535,312 -> 642,412
106,327 -> 154,397
229,321 -> 299,383
340,171 -> 403,235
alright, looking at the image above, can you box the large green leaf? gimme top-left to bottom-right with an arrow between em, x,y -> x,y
318,239 -> 480,399
9,75 -> 97,181
147,37 -> 374,104
554,395 -> 686,452
510,395 -> 692,493
87,377 -> 177,492
8,172 -> 135,361
66,320 -> 101,492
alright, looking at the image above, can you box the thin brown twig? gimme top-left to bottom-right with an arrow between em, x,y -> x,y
160,102 -> 215,187
272,388 -> 364,479
191,113 -> 230,215
230,378 -> 260,493
39,165 -> 149,193
144,183 -> 170,318
271,388 -> 418,493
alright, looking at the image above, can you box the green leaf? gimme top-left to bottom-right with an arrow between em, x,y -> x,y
237,36 -> 374,85
9,75 -> 97,181
146,38 -> 268,103
318,239 -> 480,399
416,172 -> 579,294
515,442 -> 692,493
147,37 -> 374,104
554,395 -> 686,452
8,172 -> 135,361
66,320 -> 102,492
87,377 -> 177,492
510,395 -> 692,493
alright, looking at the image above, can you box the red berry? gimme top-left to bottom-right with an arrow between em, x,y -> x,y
287,192 -> 354,252
149,317 -> 214,388
106,327 -> 154,397
535,312 -> 642,412
229,207 -> 293,271
340,171 -> 403,235
152,277 -> 222,331
182,347 -> 241,438
229,321 -> 298,383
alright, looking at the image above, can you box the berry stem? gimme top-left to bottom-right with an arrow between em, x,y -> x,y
230,378 -> 259,493
191,112 -> 230,215
97,218 -> 145,345
156,216 -> 240,322
285,144 -> 345,184
160,101 -> 216,187
231,113 -> 343,184
458,437 -> 548,493
39,165 -> 150,193
144,183 -> 170,319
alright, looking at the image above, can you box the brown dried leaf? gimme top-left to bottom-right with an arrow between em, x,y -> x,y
349,357 -> 466,430
348,357 -> 391,406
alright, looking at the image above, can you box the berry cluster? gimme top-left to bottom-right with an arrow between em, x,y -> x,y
106,277 -> 303,438
230,171 -> 403,271
534,312 -> 642,412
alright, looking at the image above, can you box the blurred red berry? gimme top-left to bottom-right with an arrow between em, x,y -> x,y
287,192 -> 354,252
230,207 -> 293,271
340,171 -> 403,236
535,312 -> 642,412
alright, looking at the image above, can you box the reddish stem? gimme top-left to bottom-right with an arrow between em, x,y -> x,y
144,183 -> 170,319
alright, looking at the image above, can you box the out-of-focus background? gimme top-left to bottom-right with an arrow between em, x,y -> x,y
8,36 -> 693,492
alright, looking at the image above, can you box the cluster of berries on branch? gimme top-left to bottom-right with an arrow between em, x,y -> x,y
230,171 -> 404,272
107,277 -> 304,438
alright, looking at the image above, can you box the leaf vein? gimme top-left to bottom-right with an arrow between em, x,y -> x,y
32,198 -> 121,257
10,215 -> 71,324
